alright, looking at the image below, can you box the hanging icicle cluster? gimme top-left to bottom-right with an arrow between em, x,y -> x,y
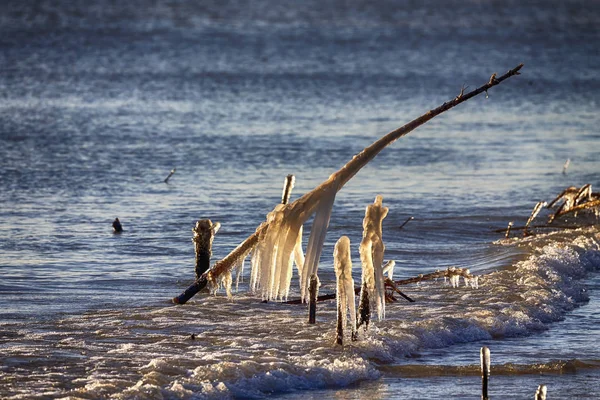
249,205 -> 305,301
249,175 -> 306,301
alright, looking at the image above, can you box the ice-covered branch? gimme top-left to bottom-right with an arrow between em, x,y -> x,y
172,63 -> 523,304
394,266 -> 479,288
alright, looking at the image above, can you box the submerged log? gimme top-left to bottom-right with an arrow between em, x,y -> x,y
172,63 -> 524,304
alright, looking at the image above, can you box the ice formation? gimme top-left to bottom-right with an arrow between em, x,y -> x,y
248,175 -> 306,301
250,204 -> 305,301
382,260 -> 395,281
334,236 -> 356,339
300,181 -> 338,302
525,201 -> 547,230
359,195 -> 388,321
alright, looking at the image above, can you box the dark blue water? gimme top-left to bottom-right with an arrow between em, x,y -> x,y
1,1 -> 600,398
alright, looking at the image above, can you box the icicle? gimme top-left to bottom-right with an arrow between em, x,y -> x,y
222,272 -> 233,299
382,260 -> 395,281
575,183 -> 592,205
525,201 -> 547,233
272,219 -> 303,301
334,236 -> 356,342
293,225 -> 305,286
300,179 -> 339,302
359,195 -> 388,321
233,253 -> 248,292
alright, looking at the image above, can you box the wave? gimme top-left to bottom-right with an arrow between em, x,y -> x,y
2,229 -> 599,399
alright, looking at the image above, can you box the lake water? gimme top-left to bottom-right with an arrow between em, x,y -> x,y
1,0 -> 600,398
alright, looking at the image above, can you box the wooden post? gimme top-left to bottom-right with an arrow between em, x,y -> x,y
504,221 -> 513,239
357,282 -> 370,330
112,218 -> 123,233
535,384 -> 547,400
336,305 -> 344,345
481,346 -> 490,400
308,274 -> 318,324
192,219 -> 219,279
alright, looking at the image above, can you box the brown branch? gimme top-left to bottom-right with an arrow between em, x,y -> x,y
393,267 -> 474,286
284,267 -> 473,304
554,199 -> 600,218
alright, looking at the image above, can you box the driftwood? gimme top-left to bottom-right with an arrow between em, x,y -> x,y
172,64 -> 524,304
553,198 -> 600,219
494,224 -> 592,234
285,267 -> 473,305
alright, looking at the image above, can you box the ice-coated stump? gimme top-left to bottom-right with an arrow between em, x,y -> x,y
361,195 -> 388,321
193,219 -> 220,279
357,195 -> 389,327
334,236 -> 356,344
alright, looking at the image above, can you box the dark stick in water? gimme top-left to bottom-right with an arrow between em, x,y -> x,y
164,168 -> 176,183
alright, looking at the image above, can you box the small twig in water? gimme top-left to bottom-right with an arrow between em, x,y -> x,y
399,216 -> 414,230
562,158 -> 570,175
164,168 -> 176,183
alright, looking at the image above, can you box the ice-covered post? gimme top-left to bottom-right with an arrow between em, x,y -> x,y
334,236 -> 356,345
308,274 -> 319,324
481,346 -> 491,400
535,384 -> 547,400
357,195 -> 388,329
193,219 -> 220,279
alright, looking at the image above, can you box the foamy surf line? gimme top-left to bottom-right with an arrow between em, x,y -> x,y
3,232 -> 599,400
89,233 -> 600,399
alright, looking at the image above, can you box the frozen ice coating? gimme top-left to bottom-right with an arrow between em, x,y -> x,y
525,201 -> 547,228
359,195 -> 389,321
334,236 -> 357,337
300,180 -> 339,302
382,260 -> 396,280
248,202 -> 306,301
202,62 -> 525,299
